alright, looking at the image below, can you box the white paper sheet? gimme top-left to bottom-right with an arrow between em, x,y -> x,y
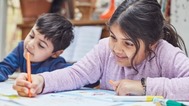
0,80 -> 157,106
61,26 -> 102,62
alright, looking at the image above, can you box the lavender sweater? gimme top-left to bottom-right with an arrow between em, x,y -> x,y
41,38 -> 189,101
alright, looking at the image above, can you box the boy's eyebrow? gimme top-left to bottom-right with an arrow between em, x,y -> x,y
31,30 -> 35,35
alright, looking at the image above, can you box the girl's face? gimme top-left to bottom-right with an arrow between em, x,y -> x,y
23,26 -> 55,62
109,24 -> 147,67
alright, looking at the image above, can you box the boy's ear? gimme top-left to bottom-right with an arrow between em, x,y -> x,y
51,50 -> 64,58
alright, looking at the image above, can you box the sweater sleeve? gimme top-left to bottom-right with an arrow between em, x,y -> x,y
0,42 -> 22,81
146,40 -> 189,101
40,38 -> 109,93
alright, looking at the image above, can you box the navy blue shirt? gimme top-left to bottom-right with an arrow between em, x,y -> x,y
0,41 -> 71,82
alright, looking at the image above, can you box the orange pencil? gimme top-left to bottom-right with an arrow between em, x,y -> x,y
109,80 -> 118,91
26,52 -> 32,97
109,80 -> 114,85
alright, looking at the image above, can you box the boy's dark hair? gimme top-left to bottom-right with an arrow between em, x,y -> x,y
108,0 -> 187,71
36,13 -> 74,52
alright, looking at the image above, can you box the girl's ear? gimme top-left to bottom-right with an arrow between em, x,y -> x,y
51,50 -> 64,58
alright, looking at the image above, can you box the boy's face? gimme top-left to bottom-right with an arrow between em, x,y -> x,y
23,26 -> 55,62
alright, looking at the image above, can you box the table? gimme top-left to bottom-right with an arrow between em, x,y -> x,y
0,79 -> 160,106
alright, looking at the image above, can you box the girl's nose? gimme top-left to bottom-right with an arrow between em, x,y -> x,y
113,42 -> 123,54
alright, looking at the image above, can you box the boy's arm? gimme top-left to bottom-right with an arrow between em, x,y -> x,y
0,42 -> 21,82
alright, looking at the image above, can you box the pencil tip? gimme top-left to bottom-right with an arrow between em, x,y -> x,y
109,80 -> 114,85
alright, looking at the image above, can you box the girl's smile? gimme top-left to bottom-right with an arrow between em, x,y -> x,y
115,53 -> 129,62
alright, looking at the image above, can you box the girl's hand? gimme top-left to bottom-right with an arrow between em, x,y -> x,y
12,73 -> 44,97
110,79 -> 144,96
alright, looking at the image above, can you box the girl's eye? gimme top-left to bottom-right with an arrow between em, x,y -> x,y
110,35 -> 116,40
125,41 -> 134,46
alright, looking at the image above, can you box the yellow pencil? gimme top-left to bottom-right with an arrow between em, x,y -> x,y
26,52 -> 32,97
111,96 -> 163,102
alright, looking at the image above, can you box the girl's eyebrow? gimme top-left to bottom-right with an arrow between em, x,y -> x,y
109,28 -> 131,41
108,28 -> 115,36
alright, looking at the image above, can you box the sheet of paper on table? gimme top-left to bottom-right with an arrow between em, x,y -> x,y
0,79 -> 157,106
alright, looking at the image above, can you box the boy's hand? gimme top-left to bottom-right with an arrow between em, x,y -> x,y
12,73 -> 44,97
110,79 -> 144,96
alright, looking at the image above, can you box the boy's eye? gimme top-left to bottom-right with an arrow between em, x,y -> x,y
30,34 -> 34,39
39,44 -> 45,48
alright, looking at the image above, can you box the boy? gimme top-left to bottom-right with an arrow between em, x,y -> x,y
0,13 -> 74,82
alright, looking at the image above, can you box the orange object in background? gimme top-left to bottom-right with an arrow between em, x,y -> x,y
100,0 -> 116,20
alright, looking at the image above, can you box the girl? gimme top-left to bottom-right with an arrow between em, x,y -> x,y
13,0 -> 189,101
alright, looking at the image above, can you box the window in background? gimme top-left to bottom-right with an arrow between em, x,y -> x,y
6,0 -> 22,56
0,0 -> 7,60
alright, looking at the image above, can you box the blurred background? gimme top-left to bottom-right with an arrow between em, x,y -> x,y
0,0 -> 189,60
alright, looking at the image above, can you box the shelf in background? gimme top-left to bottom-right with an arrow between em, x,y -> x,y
17,19 -> 109,40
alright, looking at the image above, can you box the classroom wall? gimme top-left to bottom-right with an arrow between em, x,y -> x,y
0,0 -> 7,60
171,0 -> 189,54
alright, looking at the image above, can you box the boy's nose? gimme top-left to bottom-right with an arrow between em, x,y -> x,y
27,40 -> 35,49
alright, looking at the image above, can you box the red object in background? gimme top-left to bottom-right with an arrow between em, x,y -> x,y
20,0 -> 51,23
100,0 -> 116,20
